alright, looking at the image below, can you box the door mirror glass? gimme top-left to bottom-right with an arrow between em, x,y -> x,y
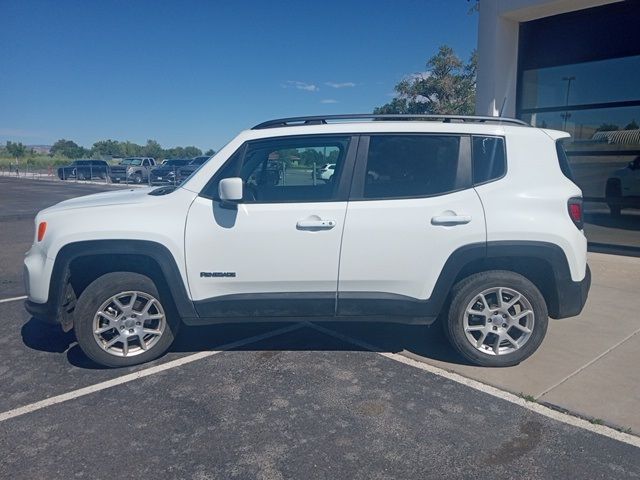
218,177 -> 243,202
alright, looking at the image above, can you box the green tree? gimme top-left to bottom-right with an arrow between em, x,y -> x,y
50,139 -> 87,158
142,139 -> 163,159
120,141 -> 143,157
183,146 -> 203,158
204,148 -> 216,156
92,139 -> 123,157
5,141 -> 27,158
624,119 -> 639,130
165,146 -> 186,159
374,46 -> 477,115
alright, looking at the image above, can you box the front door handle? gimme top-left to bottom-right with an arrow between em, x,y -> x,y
296,219 -> 336,230
431,214 -> 472,226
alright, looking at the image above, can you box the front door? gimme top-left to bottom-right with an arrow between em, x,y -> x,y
185,134 -> 357,318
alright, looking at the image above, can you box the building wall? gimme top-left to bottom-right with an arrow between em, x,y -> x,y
476,0 -> 621,117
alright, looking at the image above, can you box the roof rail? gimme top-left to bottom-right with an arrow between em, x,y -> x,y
252,114 -> 529,129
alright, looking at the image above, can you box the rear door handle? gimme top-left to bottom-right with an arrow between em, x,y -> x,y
296,219 -> 336,230
431,215 -> 472,226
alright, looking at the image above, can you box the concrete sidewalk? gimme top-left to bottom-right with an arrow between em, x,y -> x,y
331,252 -> 640,434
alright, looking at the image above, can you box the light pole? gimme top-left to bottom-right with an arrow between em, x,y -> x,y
561,75 -> 575,131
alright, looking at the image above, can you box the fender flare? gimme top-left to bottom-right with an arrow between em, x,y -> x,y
48,240 -> 197,321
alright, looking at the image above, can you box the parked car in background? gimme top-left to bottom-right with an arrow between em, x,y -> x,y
109,157 -> 156,184
605,156 -> 640,216
150,159 -> 191,185
319,163 -> 336,181
57,160 -> 110,180
176,156 -> 211,183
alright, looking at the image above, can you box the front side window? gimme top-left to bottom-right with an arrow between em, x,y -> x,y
363,135 -> 462,199
205,136 -> 350,203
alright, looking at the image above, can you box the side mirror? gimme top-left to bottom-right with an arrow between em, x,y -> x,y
218,177 -> 243,205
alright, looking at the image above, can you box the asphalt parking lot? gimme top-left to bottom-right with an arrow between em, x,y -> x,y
1,177 -> 639,479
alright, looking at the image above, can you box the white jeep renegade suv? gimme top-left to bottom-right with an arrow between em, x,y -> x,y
24,114 -> 591,368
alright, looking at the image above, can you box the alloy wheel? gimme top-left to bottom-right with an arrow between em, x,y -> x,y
463,287 -> 535,356
92,291 -> 166,357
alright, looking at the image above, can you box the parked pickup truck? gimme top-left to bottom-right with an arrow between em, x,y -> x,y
57,160 -> 110,180
109,157 -> 156,184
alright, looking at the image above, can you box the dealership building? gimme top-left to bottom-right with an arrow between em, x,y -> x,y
476,0 -> 640,254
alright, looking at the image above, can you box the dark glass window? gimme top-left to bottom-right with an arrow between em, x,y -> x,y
363,135 -> 462,199
555,141 -> 574,181
472,136 -> 506,184
521,55 -> 640,111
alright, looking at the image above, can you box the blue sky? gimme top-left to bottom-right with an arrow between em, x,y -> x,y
0,0 -> 478,151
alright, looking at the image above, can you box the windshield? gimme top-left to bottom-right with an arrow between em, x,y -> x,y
122,158 -> 142,166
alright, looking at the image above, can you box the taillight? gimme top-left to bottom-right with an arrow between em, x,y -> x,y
37,221 -> 47,242
567,198 -> 583,230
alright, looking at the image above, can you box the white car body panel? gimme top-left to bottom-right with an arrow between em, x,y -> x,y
475,128 -> 587,281
25,187 -> 196,303
184,197 -> 347,301
338,190 -> 486,299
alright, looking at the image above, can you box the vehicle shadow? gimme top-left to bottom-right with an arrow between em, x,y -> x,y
21,317 -> 471,370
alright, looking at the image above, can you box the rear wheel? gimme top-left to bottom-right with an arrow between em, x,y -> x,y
74,272 -> 179,367
444,270 -> 548,367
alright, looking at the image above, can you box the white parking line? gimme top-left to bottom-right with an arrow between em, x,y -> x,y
0,323 -> 304,423
0,295 -> 27,304
307,322 -> 640,449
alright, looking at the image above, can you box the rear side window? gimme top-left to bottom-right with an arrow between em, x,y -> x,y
472,136 -> 506,185
363,135 -> 462,199
556,140 -> 574,181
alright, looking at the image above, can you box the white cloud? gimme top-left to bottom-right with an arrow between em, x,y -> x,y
321,99 -> 338,104
325,81 -> 356,89
283,80 -> 319,92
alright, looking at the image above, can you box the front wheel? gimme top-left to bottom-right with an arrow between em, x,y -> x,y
74,272 -> 179,367
444,270 -> 548,367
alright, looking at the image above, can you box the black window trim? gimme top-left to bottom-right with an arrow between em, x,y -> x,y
471,134 -> 508,187
348,133 -> 473,201
199,134 -> 360,204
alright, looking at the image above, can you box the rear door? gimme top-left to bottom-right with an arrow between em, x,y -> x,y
337,134 -> 486,316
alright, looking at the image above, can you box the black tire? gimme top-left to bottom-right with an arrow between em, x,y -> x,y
444,270 -> 548,367
133,173 -> 143,184
74,272 -> 179,368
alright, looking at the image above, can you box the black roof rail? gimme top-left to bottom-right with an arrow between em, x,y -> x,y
252,114 -> 530,129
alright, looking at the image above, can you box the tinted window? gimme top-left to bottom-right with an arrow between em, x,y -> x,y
363,135 -> 461,199
555,141 -> 574,181
472,136 -> 506,184
203,137 -> 350,202
240,136 -> 349,202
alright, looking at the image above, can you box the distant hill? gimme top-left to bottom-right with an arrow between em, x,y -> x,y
28,145 -> 52,154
